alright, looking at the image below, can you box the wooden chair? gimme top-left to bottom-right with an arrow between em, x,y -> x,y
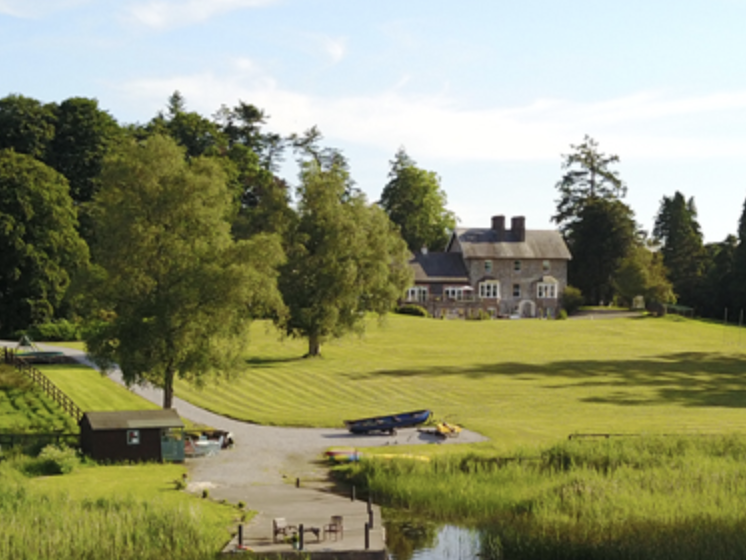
272,517 -> 297,543
323,515 -> 343,541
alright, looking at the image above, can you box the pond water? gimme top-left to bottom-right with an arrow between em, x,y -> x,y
386,521 -> 489,560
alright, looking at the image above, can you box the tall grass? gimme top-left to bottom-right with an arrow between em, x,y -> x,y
0,482 -> 222,559
341,435 -> 746,559
0,458 -> 232,560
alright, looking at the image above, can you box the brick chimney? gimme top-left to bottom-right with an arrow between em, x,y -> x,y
491,215 -> 505,241
510,216 -> 526,242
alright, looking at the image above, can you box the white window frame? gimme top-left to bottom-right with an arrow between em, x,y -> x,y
406,286 -> 429,302
513,284 -> 521,298
444,286 -> 465,301
484,260 -> 493,274
537,283 -> 557,299
479,281 -> 500,299
514,260 -> 521,272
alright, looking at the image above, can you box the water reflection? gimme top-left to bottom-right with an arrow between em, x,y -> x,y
387,521 -> 482,560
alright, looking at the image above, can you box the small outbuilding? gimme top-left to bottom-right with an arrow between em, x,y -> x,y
79,409 -> 185,463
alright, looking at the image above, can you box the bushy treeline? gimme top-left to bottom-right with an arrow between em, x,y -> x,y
341,435 -> 746,559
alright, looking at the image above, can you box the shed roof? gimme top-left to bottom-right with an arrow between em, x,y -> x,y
409,252 -> 469,283
81,409 -> 184,430
452,229 -> 572,260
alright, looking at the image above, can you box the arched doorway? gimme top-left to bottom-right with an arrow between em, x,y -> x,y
518,300 -> 536,318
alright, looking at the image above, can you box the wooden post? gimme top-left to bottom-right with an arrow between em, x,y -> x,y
351,485 -> 356,501
299,523 -> 304,550
365,522 -> 370,550
368,507 -> 374,529
238,524 -> 243,547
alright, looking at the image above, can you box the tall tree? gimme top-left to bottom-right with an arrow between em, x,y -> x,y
701,235 -> 736,318
0,150 -> 89,335
45,97 -> 122,204
730,199 -> 746,315
379,148 -> 457,252
653,192 -> 705,308
84,135 -> 285,408
552,135 -> 626,230
277,157 -> 412,357
566,198 -> 638,304
0,95 -> 56,160
553,136 -> 635,303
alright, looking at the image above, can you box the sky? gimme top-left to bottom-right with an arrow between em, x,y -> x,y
1,0 -> 745,243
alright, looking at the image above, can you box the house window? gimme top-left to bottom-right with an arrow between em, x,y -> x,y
513,284 -> 521,297
444,287 -> 465,300
542,260 -> 550,273
479,281 -> 500,299
537,283 -> 557,299
514,260 -> 521,272
484,260 -> 493,274
406,286 -> 429,302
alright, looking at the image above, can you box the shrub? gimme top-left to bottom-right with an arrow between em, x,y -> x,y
23,319 -> 81,342
556,309 -> 568,320
24,444 -> 80,475
561,286 -> 584,315
467,309 -> 492,321
395,304 -> 431,318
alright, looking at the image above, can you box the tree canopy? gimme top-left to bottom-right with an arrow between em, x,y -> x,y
84,135 -> 285,408
277,156 -> 412,357
0,150 -> 88,336
379,148 -> 457,252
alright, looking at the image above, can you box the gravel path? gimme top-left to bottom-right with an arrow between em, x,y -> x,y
1,341 -> 488,493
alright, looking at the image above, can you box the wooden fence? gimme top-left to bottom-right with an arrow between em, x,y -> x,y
2,347 -> 83,423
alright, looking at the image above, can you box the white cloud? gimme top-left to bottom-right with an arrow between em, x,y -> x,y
115,66 -> 746,162
318,35 -> 347,64
0,0 -> 89,18
124,0 -> 278,29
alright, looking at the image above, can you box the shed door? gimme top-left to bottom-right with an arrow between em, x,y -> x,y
161,429 -> 185,462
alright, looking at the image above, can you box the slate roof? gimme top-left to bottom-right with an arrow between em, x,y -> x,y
409,252 -> 469,283
451,228 -> 572,260
82,409 -> 184,430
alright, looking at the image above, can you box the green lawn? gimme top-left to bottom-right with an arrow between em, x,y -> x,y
174,314 -> 746,452
39,364 -> 158,413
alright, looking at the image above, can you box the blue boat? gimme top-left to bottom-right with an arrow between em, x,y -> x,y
344,409 -> 432,435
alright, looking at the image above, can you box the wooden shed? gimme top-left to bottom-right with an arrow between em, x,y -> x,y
79,409 -> 185,463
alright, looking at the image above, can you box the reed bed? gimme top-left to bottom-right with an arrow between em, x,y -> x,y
342,435 -> 746,559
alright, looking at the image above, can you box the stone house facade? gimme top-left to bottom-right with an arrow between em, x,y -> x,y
406,215 -> 571,319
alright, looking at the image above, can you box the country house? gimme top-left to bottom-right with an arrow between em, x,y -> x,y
406,215 -> 571,318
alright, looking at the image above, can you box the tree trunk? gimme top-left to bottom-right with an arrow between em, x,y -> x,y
163,366 -> 175,409
306,335 -> 321,358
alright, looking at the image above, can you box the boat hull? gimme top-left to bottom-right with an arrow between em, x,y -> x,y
344,409 -> 431,434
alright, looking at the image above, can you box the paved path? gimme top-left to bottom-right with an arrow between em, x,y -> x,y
1,340 -> 488,555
